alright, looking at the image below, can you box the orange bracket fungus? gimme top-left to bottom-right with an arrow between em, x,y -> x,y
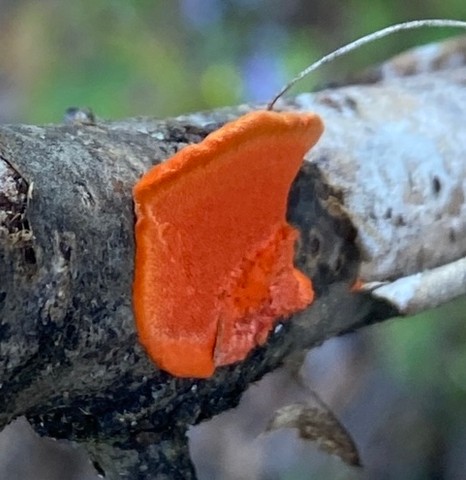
133,20 -> 466,378
133,111 -> 323,377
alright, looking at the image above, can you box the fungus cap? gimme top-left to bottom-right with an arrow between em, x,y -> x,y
133,110 -> 324,377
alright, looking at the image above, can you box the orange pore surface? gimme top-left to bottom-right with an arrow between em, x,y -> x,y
133,110 -> 324,378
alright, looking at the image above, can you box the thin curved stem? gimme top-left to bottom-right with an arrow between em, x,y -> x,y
267,19 -> 466,110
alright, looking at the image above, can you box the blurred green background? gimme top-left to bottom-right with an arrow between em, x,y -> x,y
1,0 -> 465,123
1,1 -> 466,479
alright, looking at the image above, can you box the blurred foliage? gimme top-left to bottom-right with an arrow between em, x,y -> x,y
0,0 -> 465,122
381,296 -> 466,416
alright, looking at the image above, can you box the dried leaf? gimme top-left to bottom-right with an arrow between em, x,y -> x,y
266,403 -> 361,467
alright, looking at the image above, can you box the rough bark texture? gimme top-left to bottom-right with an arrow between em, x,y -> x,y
1,66 -> 465,479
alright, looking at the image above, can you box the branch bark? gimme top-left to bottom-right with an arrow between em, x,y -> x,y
1,66 -> 465,479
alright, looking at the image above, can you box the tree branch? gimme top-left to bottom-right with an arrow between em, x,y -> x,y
1,66 -> 465,479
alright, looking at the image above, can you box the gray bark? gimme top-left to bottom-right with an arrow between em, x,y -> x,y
1,66 -> 465,479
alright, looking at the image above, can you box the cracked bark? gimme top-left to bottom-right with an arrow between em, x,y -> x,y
1,66 -> 465,479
